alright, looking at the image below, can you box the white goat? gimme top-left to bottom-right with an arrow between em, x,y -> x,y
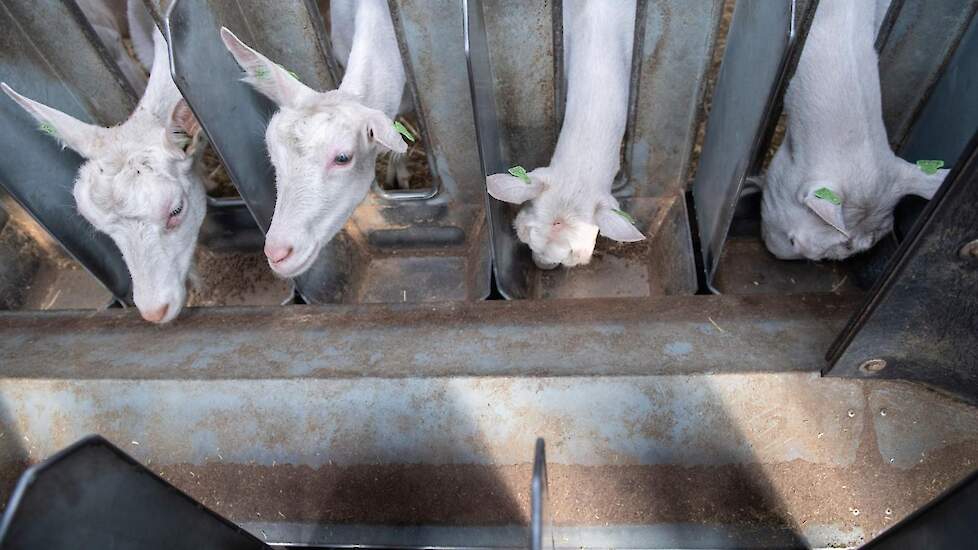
2,26 -> 206,324
759,0 -> 947,261
220,0 -> 407,278
485,0 -> 643,270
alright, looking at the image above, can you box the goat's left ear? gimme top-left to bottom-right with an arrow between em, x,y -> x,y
1,82 -> 108,158
165,99 -> 203,157
220,27 -> 313,108
595,203 -> 645,242
893,158 -> 948,200
365,110 -> 408,154
802,182 -> 848,237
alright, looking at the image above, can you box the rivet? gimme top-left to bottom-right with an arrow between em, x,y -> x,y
959,239 -> 978,259
859,359 -> 887,374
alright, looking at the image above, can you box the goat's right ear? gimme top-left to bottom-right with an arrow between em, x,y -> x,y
1,82 -> 107,158
165,99 -> 203,157
219,27 -> 312,108
365,110 -> 408,154
486,172 -> 544,204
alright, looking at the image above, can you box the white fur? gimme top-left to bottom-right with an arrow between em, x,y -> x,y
760,0 -> 947,261
485,0 -> 643,270
2,27 -> 206,324
220,0 -> 407,278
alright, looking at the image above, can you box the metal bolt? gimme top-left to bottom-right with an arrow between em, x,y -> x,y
859,359 -> 887,374
880,408 -> 887,417
847,409 -> 856,418
959,240 -> 978,259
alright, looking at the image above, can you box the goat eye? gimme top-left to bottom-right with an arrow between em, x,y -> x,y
166,200 -> 184,230
334,153 -> 352,165
789,237 -> 796,247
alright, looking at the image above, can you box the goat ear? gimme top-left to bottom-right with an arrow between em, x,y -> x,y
219,27 -> 312,108
803,182 -> 849,237
1,82 -> 107,158
165,99 -> 203,157
893,158 -> 948,200
486,172 -> 544,204
365,110 -> 408,154
595,203 -> 645,242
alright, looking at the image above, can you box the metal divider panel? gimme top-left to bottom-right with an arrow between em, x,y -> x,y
897,11 -> 978,169
389,0 -> 486,207
166,0 -> 350,303
380,0 -> 491,302
0,435 -> 270,549
879,0 -> 978,150
625,0 -> 723,197
692,0 -> 817,284
826,16 -> 978,405
530,438 -> 554,550
464,0 -> 556,299
0,0 -> 137,303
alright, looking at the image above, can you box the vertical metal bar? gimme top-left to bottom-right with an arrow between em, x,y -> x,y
463,0 -> 556,299
0,0 -> 138,304
387,0 -> 486,206
624,0 -> 724,197
691,0 -> 818,285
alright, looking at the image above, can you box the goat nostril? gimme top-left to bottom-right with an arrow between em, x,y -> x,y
141,304 -> 169,323
264,245 -> 294,264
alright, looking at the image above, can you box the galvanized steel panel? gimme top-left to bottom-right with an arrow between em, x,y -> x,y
692,0 -> 817,283
625,0 -> 723,197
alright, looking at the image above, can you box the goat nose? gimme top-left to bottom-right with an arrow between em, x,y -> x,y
141,304 -> 169,323
264,244 -> 294,264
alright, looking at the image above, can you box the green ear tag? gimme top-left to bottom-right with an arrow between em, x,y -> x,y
254,66 -> 269,80
287,69 -> 300,81
38,122 -> 57,137
916,159 -> 944,175
813,187 -> 842,205
393,121 -> 415,142
508,165 -> 530,184
613,208 -> 636,225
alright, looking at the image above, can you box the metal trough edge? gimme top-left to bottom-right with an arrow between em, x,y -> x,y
0,294 -> 857,380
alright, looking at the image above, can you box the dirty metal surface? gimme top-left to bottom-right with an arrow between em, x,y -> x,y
0,0 -> 137,304
0,374 -> 975,548
878,0 -> 978,150
714,237 -> 862,296
692,0 -> 817,284
0,294 -> 855,380
625,0 -> 723,197
826,132 -> 978,406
